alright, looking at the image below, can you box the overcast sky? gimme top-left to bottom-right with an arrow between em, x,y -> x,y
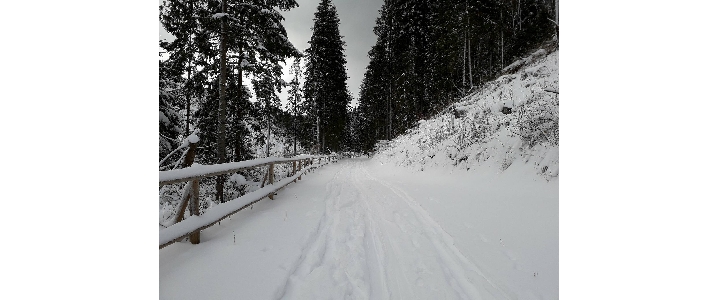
159,0 -> 383,108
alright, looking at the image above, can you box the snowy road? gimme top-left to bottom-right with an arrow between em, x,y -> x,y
160,158 -> 558,300
277,159 -> 510,300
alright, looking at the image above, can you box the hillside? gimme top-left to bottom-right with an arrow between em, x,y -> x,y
374,46 -> 559,180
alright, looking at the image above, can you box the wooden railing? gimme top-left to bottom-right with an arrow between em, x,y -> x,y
159,140 -> 337,249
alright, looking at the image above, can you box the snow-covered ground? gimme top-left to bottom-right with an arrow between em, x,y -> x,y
161,47 -> 558,300
375,49 -> 558,181
160,158 -> 557,300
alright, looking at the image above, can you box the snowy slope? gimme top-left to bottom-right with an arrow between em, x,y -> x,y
375,49 -> 559,180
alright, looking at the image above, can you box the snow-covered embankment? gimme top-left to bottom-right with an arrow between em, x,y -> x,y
375,49 -> 559,180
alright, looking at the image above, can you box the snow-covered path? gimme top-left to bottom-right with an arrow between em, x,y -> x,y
277,159 -> 510,300
160,158 -> 558,300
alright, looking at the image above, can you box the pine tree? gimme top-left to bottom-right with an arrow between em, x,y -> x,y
304,0 -> 350,153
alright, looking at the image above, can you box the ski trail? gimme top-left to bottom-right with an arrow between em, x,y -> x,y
359,163 -> 514,300
277,162 -> 374,300
352,168 -> 391,300
274,166 -> 343,299
276,159 -> 513,300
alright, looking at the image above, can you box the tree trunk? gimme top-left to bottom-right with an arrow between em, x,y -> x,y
518,0 -> 522,31
235,44 -> 244,162
468,33 -> 472,88
462,0 -> 468,91
185,48 -> 192,137
478,39 -> 481,85
266,109 -> 271,157
216,0 -> 228,203
173,141 -> 198,224
268,163 -> 275,200
500,9 -> 504,69
185,1 -> 194,137
293,104 -> 297,156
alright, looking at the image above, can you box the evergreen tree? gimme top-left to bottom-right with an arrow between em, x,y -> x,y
227,71 -> 254,162
251,62 -> 284,157
286,57 -> 304,156
159,58 -> 184,161
353,0 -> 557,152
161,0 -> 300,201
304,0 -> 351,153
160,0 -> 214,137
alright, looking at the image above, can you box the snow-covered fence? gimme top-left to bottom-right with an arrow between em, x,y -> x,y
159,153 -> 338,249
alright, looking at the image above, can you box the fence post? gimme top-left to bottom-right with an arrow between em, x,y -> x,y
268,163 -> 275,200
174,140 -> 198,224
298,159 -> 303,181
189,178 -> 200,244
292,161 -> 297,182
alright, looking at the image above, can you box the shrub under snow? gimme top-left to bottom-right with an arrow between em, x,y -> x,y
374,49 -> 559,180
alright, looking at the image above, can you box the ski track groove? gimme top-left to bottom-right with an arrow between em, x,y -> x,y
275,159 -> 512,300
366,168 -> 514,300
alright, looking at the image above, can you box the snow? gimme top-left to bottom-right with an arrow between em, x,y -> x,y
160,159 -> 557,299
159,111 -> 171,126
160,48 -> 558,299
159,162 -> 324,247
186,133 -> 199,144
374,50 -> 559,179
159,155 -> 324,184
229,173 -> 247,185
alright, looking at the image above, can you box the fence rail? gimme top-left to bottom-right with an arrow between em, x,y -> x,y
159,140 -> 337,249
159,155 -> 332,186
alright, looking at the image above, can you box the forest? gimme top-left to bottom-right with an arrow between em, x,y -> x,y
159,0 -> 558,201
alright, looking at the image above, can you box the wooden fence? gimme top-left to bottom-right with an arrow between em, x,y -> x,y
159,140 -> 337,249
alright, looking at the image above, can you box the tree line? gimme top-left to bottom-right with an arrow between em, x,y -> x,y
160,0 -> 558,184
159,0 -> 350,201
353,0 -> 558,153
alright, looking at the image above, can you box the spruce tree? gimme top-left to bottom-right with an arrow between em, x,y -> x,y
159,58 -> 184,161
353,0 -> 557,152
304,0 -> 350,153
